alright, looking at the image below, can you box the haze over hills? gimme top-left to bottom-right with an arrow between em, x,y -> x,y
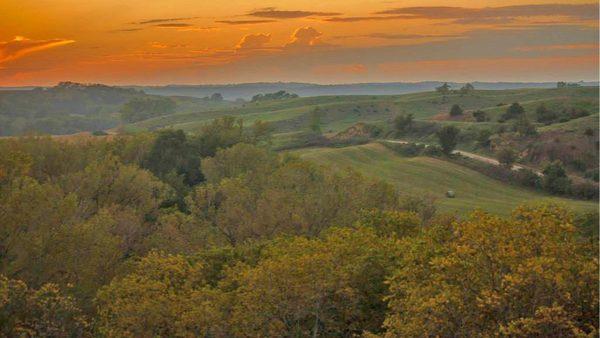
3,81 -> 598,100
128,81 -> 599,100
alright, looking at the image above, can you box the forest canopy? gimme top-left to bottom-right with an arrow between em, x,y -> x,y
0,119 -> 597,337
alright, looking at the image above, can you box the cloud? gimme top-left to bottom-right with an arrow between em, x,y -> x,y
285,27 -> 322,48
134,17 -> 198,25
236,33 -> 271,50
322,15 -> 413,22
248,8 -> 341,19
375,4 -> 599,24
155,23 -> 193,28
336,33 -> 461,40
217,19 -> 276,25
0,36 -> 75,63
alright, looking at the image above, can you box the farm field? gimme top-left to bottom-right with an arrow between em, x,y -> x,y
291,143 -> 598,216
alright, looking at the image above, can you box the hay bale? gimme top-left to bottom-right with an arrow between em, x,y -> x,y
446,190 -> 456,198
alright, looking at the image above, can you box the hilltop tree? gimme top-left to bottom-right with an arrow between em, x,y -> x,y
436,125 -> 460,154
435,83 -> 451,95
449,104 -> 463,117
459,83 -> 474,95
210,93 -> 223,101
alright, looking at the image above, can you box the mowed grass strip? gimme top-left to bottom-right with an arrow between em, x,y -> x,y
291,143 -> 597,216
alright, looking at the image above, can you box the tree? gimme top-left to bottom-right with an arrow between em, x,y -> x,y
496,147 -> 518,167
436,126 -> 460,154
472,110 -> 488,122
0,275 -> 89,336
535,104 -> 558,124
143,129 -> 203,186
393,113 -> 414,133
500,102 -> 525,121
513,116 -> 537,136
210,93 -> 223,101
459,83 -> 474,95
542,161 -> 571,195
476,129 -> 492,148
449,104 -> 463,117
228,226 -> 402,336
384,205 -> 599,337
96,251 -> 224,337
435,83 -> 451,95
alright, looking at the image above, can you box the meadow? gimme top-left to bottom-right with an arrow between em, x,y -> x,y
292,143 -> 598,216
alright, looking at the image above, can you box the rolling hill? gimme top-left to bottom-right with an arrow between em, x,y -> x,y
291,143 -> 597,216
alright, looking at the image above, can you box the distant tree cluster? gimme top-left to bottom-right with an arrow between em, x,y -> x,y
251,90 -> 299,102
120,96 -> 176,123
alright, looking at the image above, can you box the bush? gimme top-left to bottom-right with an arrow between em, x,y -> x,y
472,110 -> 488,122
436,126 -> 460,154
542,161 -> 571,195
570,181 -> 599,200
449,104 -> 463,116
515,168 -> 541,189
584,168 -> 599,182
496,147 -> 518,167
476,129 -> 492,148
500,102 -> 525,121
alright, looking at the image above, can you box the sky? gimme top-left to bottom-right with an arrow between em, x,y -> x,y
0,0 -> 598,86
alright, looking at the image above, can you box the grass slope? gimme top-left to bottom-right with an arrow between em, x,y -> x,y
130,87 -> 598,136
292,143 -> 597,216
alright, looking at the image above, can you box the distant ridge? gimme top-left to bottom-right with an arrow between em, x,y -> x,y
3,81 -> 597,100
125,81 -> 599,100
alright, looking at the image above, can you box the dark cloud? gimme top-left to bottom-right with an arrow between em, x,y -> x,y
135,17 -> 199,25
363,33 -> 461,40
248,8 -> 341,19
111,28 -> 143,33
322,15 -> 413,22
375,4 -> 599,24
216,19 -> 276,25
154,23 -> 193,28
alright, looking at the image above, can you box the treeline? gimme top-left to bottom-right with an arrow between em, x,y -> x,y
0,119 -> 598,336
0,82 -> 143,135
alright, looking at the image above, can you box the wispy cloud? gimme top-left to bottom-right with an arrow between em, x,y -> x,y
322,15 -> 413,22
248,8 -> 341,19
217,19 -> 276,25
336,33 -> 461,40
375,4 -> 599,24
134,17 -> 199,25
155,23 -> 193,28
0,36 -> 75,63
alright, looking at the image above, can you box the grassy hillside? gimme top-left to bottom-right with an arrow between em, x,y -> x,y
291,143 -> 597,216
129,87 -> 598,135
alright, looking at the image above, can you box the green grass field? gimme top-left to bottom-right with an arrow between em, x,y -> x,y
129,87 -> 598,137
291,143 -> 597,216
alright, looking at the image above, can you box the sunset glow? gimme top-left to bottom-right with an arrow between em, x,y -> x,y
1,0 -> 598,85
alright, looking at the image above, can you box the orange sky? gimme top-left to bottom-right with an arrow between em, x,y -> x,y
0,0 -> 598,85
